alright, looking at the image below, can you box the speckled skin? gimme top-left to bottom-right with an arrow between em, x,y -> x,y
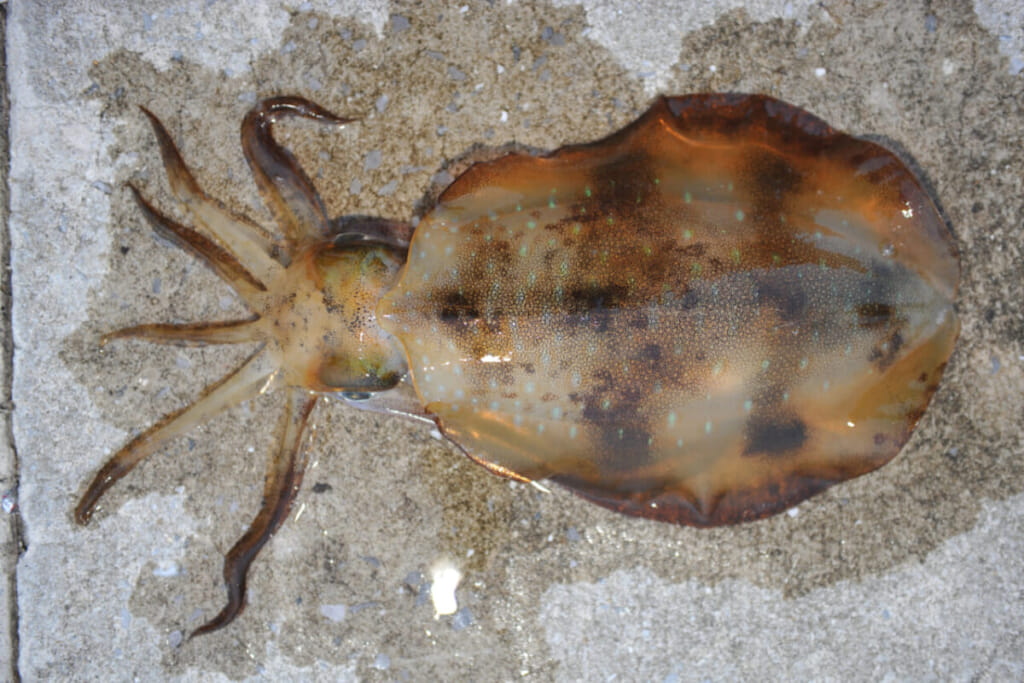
79,94 -> 959,634
378,94 -> 959,525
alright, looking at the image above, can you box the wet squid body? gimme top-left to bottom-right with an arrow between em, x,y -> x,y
78,94 -> 960,634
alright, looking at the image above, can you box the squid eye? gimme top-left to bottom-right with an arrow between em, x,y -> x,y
333,233 -> 369,246
340,391 -> 373,401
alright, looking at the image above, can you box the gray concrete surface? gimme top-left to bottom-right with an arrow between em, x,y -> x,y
5,0 -> 1024,680
1,5 -> 17,681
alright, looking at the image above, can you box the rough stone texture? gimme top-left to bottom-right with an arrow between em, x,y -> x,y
0,5 -> 18,681
6,0 -> 1024,680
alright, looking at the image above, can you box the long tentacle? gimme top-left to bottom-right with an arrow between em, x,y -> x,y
101,318 -> 262,347
191,388 -> 319,637
130,186 -> 266,307
241,97 -> 352,245
140,107 -> 284,282
75,348 -> 278,524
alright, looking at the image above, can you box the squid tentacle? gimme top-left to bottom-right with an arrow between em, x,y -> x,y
241,97 -> 353,246
100,318 -> 262,347
75,348 -> 277,525
129,185 -> 267,306
191,388 -> 319,637
140,106 -> 284,282
82,99 -> 357,636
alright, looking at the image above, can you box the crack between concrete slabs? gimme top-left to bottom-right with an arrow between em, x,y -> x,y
1,5 -> 24,681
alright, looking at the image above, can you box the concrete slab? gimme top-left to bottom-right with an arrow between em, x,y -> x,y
0,6 -> 19,681
7,0 -> 1024,680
